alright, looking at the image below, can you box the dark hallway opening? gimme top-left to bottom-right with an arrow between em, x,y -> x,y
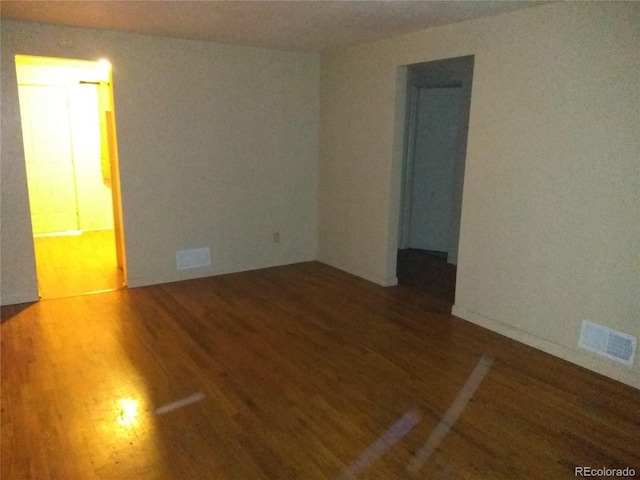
396,249 -> 456,307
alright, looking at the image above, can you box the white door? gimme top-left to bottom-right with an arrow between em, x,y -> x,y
408,87 -> 462,253
18,85 -> 78,234
68,83 -> 115,232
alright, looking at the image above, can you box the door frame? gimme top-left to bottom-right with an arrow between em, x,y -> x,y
399,83 -> 419,250
395,55 -> 475,271
15,54 -> 128,293
106,109 -> 127,283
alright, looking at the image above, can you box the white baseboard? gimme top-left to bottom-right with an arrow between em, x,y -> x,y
0,291 -> 39,307
452,305 -> 639,390
127,257 -> 319,289
318,259 -> 398,287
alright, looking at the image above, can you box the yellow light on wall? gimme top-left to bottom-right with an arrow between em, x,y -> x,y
97,59 -> 111,72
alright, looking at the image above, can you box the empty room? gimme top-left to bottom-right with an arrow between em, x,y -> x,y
1,2 -> 638,479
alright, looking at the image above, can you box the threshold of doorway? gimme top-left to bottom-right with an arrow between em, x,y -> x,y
34,230 -> 82,238
38,286 -> 124,302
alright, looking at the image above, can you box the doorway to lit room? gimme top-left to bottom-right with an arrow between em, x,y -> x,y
16,55 -> 127,300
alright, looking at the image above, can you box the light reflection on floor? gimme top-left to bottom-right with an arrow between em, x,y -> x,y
116,398 -> 140,428
32,297 -> 170,477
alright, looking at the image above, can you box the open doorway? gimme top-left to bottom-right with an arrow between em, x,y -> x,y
397,56 -> 474,308
16,55 -> 127,299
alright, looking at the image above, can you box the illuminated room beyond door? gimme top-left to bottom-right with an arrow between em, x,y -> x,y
19,85 -> 80,234
16,55 -> 126,299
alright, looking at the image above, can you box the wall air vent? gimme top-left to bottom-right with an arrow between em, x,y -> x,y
579,319 -> 636,367
176,247 -> 211,270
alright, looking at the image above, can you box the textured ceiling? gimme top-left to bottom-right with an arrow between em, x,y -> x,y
0,1 -> 544,52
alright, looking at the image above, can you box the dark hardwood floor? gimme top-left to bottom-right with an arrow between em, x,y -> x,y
396,248 -> 457,308
1,262 -> 639,479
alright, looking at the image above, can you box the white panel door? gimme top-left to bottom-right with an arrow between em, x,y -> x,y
19,85 -> 78,234
68,84 -> 114,231
409,87 -> 462,252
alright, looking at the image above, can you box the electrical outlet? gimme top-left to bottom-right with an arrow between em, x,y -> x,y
273,232 -> 280,244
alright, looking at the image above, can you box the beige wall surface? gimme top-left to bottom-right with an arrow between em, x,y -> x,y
1,20 -> 320,302
318,3 -> 640,388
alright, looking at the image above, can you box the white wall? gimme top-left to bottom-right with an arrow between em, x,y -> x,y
318,3 -> 640,388
1,20 -> 320,303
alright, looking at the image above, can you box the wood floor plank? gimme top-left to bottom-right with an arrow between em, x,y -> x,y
33,230 -> 123,300
2,262 -> 639,479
